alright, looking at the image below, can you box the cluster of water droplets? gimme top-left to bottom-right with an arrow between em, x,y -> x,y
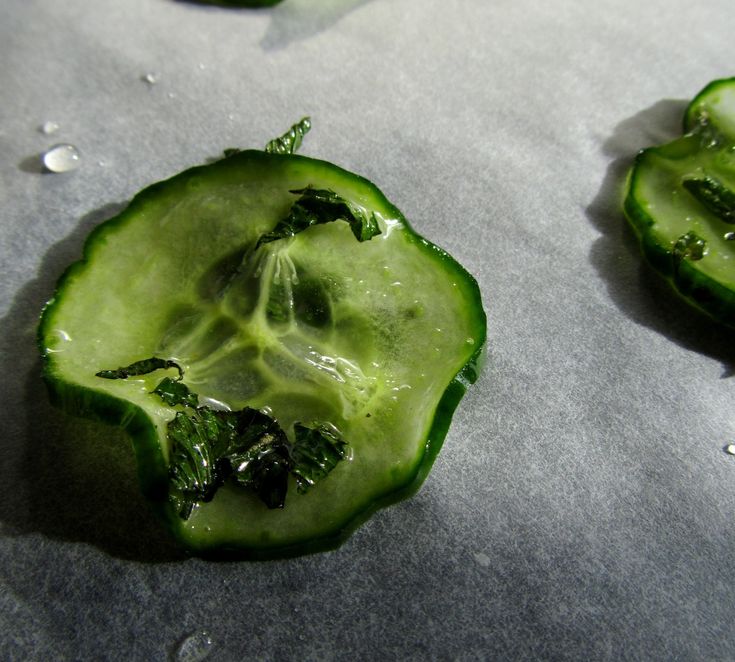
34,118 -> 82,173
32,61 -> 242,175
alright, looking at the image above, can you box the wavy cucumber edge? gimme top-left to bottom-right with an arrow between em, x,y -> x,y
37,150 -> 487,560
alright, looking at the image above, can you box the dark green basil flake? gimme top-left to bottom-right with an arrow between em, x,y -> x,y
152,377 -> 199,408
224,408 -> 291,508
683,176 -> 735,223
256,186 -> 381,248
106,357 -> 350,517
166,403 -> 297,515
265,116 -> 311,155
168,411 -> 223,507
229,435 -> 292,509
96,356 -> 183,380
291,423 -> 349,494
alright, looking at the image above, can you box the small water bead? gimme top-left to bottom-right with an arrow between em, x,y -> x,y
725,232 -> 735,241
473,551 -> 491,567
142,72 -> 159,85
40,120 -> 60,135
42,144 -> 81,173
725,444 -> 735,456
174,630 -> 213,662
673,231 -> 707,261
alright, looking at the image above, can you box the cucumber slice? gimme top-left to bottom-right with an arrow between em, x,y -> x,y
184,1 -> 283,7
624,77 -> 735,327
39,148 -> 485,558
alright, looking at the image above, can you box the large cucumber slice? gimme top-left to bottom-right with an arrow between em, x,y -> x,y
624,77 -> 735,326
39,148 -> 486,558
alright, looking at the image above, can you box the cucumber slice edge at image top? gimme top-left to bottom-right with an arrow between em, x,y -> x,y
37,121 -> 487,559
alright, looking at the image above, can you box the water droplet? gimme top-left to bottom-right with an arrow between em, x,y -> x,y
142,72 -> 159,85
198,62 -> 206,70
42,144 -> 81,173
98,160 -> 106,167
174,630 -> 213,662
673,231 -> 707,261
473,551 -> 491,567
725,232 -> 735,241
227,114 -> 235,121
40,120 -> 60,135
725,444 -> 735,455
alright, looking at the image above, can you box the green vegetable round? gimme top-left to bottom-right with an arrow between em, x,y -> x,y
624,77 -> 735,327
39,149 -> 486,558
185,0 -> 283,7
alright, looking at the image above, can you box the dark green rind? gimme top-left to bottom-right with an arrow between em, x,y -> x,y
38,150 -> 486,560
623,78 -> 735,329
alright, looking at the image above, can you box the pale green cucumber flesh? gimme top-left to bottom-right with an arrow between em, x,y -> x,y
625,77 -> 735,326
39,150 -> 486,557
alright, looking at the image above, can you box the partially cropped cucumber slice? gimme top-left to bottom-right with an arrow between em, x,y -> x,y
39,136 -> 485,558
185,1 -> 283,7
624,77 -> 735,327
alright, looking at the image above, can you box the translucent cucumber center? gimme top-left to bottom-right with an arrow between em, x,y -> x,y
157,241 -> 379,429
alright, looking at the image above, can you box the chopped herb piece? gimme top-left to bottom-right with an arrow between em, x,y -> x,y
96,357 -> 183,380
162,389 -> 307,514
256,186 -> 381,248
229,432 -> 292,509
168,411 -> 224,504
265,117 -> 311,155
152,377 -> 199,408
291,423 -> 349,494
682,176 -> 735,224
